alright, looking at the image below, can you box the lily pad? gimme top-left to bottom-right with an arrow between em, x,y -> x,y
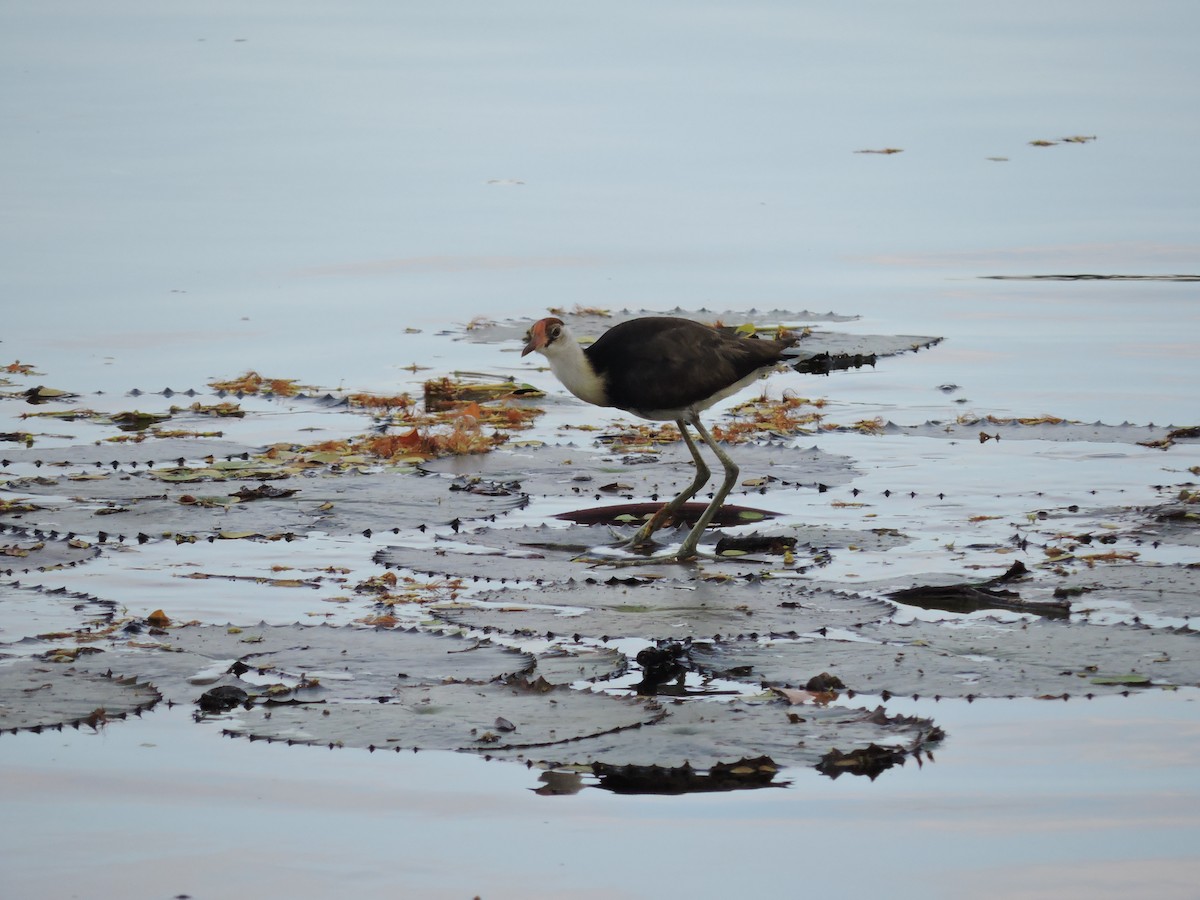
221,679 -> 664,752
431,580 -> 894,641
689,618 -> 1200,699
0,437 -> 259,469
420,440 -> 860,499
95,623 -> 535,704
482,694 -> 940,770
376,517 -> 908,585
0,658 -> 159,734
1,467 -> 526,540
882,418 -> 1194,446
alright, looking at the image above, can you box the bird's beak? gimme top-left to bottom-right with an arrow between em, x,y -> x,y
521,321 -> 545,357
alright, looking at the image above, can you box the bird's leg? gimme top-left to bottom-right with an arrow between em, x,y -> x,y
674,417 -> 739,560
620,419 -> 710,548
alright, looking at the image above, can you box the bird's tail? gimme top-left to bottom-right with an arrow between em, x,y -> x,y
779,337 -> 878,376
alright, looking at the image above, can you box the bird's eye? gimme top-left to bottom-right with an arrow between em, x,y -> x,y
549,324 -> 562,340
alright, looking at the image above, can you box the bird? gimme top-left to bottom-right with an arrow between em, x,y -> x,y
521,315 -> 800,561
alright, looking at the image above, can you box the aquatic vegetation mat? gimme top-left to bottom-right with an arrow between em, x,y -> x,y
3,311 -> 1199,788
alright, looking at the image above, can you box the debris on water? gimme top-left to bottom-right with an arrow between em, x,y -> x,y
197,685 -> 249,712
208,372 -> 307,396
806,671 -> 846,692
632,641 -> 690,694
888,560 -> 1071,619
423,375 -> 545,412
230,483 -> 300,502
1139,426 -> 1200,451
714,534 -> 797,556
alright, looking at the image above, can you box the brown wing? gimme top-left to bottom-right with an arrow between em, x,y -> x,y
585,317 -> 792,414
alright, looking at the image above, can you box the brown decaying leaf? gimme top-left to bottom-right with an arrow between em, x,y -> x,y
208,371 -> 305,396
346,392 -> 416,412
714,393 -> 825,442
171,401 -> 245,418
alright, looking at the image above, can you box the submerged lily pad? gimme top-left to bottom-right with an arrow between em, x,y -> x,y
0,658 -> 159,734
1033,562 -> 1200,623
377,516 -> 909,585
0,582 -> 117,649
0,533 -> 100,574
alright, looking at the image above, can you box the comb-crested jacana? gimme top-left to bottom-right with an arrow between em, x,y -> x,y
522,315 -> 799,560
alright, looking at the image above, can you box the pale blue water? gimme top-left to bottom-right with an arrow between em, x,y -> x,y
2,3 -> 1199,898
3,1 -> 1197,416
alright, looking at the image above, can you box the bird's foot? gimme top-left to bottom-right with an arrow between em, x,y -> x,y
575,541 -> 706,567
597,552 -> 699,568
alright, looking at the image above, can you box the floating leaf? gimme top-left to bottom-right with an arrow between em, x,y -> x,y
222,679 -> 661,753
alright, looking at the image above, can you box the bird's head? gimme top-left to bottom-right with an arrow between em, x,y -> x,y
521,317 -> 567,357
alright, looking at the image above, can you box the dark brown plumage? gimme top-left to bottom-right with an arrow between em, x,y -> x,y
583,317 -> 797,416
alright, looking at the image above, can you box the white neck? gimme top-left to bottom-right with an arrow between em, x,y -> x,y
541,326 -> 609,408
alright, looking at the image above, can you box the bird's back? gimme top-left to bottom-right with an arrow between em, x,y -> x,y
584,317 -> 795,418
